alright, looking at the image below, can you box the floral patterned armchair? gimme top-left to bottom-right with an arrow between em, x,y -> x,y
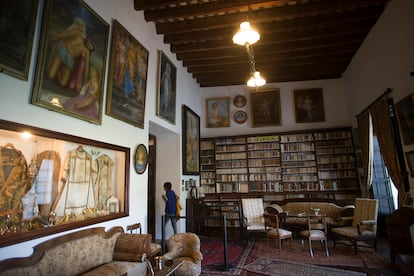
162,232 -> 203,276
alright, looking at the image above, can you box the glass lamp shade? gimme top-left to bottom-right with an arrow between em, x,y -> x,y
233,22 -> 260,46
247,71 -> 266,87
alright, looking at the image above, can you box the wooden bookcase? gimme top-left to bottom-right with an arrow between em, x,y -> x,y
199,127 -> 359,203
200,140 -> 216,194
215,137 -> 248,193
247,134 -> 281,192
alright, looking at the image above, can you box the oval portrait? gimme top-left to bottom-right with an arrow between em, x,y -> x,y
234,110 -> 247,124
234,95 -> 246,108
134,144 -> 148,174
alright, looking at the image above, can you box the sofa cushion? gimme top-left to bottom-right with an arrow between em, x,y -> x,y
80,261 -> 146,276
114,233 -> 152,261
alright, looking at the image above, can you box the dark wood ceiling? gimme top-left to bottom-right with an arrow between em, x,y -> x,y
134,0 -> 390,87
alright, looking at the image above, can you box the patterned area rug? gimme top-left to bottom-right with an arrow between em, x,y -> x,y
243,257 -> 366,276
200,237 -> 397,275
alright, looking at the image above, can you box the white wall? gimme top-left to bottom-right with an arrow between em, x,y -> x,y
200,79 -> 350,137
343,0 -> 414,191
1,0 -> 413,260
0,0 -> 201,260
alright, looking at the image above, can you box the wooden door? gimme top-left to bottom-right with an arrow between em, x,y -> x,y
147,134 -> 156,238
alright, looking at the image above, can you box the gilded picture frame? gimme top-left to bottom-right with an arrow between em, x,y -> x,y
31,0 -> 109,125
395,93 -> 414,145
206,97 -> 230,128
106,20 -> 148,128
0,119 -> 129,247
182,105 -> 200,175
0,0 -> 39,80
134,144 -> 148,174
157,50 -> 177,124
250,89 -> 281,127
293,88 -> 326,123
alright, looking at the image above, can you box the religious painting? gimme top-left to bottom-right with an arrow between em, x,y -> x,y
106,20 -> 148,128
0,0 -> 39,80
182,105 -> 200,175
134,144 -> 148,174
157,50 -> 177,124
395,93 -> 414,145
250,89 -> 281,127
206,97 -> 230,128
31,0 -> 109,124
0,119 -> 129,247
293,88 -> 326,123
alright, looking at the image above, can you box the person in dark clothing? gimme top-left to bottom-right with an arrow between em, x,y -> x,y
162,181 -> 177,234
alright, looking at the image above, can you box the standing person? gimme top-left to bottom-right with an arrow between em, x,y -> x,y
162,181 -> 177,234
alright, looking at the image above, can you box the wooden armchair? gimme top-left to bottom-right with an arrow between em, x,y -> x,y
332,198 -> 379,254
264,213 -> 292,251
241,198 -> 266,238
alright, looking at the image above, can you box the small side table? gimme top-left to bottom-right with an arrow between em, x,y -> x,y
147,259 -> 184,276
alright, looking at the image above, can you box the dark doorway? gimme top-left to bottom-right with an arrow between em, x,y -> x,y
147,134 -> 156,239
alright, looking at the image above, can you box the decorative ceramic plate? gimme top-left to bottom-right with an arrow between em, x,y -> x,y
234,95 -> 246,108
234,110 -> 247,124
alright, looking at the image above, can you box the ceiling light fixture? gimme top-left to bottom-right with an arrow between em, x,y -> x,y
232,9 -> 266,88
232,22 -> 260,46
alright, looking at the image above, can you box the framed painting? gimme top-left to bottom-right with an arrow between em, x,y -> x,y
0,119 -> 129,247
106,20 -> 148,128
293,88 -> 326,123
157,50 -> 177,124
206,97 -> 230,128
395,93 -> 414,145
0,0 -> 39,80
182,105 -> 200,175
134,144 -> 148,174
250,89 -> 281,127
31,0 -> 109,125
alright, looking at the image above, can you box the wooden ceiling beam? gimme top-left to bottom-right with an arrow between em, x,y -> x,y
184,47 -> 357,68
170,24 -> 372,53
163,7 -> 383,44
187,55 -> 353,74
176,34 -> 365,60
154,0 -> 387,34
143,0 -> 295,22
134,0 -> 184,10
193,62 -> 347,80
198,72 -> 341,87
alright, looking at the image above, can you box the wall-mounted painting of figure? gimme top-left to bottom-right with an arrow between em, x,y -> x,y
31,0 -> 109,125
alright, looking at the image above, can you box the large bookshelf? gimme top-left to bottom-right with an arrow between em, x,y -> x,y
199,127 -> 360,204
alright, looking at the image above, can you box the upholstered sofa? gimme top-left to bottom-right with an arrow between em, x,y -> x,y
266,201 -> 354,228
0,226 -> 154,276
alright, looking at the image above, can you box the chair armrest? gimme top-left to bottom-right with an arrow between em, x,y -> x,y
162,250 -> 179,261
192,251 -> 203,263
357,220 -> 376,235
358,219 -> 376,225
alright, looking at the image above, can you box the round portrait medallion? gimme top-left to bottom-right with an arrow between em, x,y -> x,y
234,110 -> 247,124
134,144 -> 148,174
233,95 -> 246,108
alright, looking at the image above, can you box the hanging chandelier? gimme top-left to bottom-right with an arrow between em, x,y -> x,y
233,18 -> 266,88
